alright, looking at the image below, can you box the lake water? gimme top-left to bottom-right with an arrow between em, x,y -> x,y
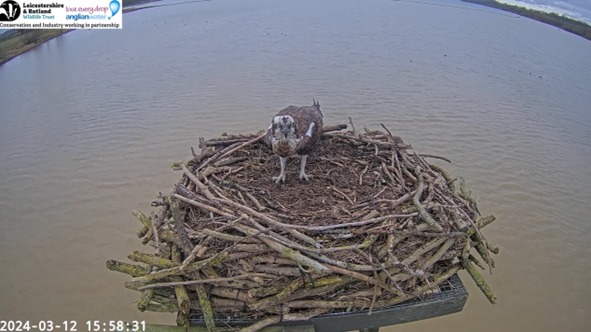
1,0 -> 590,331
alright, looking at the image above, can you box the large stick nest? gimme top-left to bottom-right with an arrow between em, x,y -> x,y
108,124 -> 498,331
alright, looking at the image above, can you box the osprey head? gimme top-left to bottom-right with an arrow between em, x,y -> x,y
271,115 -> 297,140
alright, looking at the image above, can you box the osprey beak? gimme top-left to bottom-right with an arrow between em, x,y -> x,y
281,127 -> 290,137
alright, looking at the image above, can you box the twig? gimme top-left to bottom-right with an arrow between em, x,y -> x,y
138,273 -> 275,290
172,193 -> 234,218
413,167 -> 444,232
181,164 -> 215,200
237,309 -> 328,332
231,221 -> 330,273
348,117 -> 357,133
322,124 -> 348,132
330,186 -> 354,204
420,154 -> 452,164
462,258 -> 497,304
323,133 -> 412,149
359,164 -> 369,185
218,133 -> 265,160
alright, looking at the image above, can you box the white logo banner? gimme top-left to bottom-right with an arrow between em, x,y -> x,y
0,0 -> 123,29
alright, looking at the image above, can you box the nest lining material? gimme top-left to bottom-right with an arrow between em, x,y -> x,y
107,124 -> 498,332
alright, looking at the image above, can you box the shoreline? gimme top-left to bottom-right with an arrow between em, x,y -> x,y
0,29 -> 70,67
0,1 -> 160,67
461,0 -> 591,41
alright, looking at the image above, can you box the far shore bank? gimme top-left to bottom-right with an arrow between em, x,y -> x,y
461,0 -> 591,41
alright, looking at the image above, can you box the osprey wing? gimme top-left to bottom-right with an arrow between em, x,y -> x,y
292,105 -> 323,155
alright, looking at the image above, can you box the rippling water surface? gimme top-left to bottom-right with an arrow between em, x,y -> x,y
1,0 -> 590,331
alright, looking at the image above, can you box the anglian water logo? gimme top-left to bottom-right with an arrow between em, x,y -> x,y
0,0 -> 21,21
108,0 -> 119,19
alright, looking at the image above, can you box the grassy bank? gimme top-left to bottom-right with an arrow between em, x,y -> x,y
462,0 -> 591,41
0,29 -> 69,66
0,0 -> 160,67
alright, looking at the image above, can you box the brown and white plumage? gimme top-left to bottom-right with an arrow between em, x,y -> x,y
264,99 -> 324,183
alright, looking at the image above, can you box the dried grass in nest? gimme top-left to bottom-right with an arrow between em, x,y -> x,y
107,123 -> 498,332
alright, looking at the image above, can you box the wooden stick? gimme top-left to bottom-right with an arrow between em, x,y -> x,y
413,167 -> 444,232
127,251 -> 178,269
218,197 -> 415,232
323,264 -> 404,296
462,258 -> 497,304
209,287 -> 254,303
172,193 -> 234,218
171,248 -> 191,329
169,197 -> 194,257
138,273 -> 274,290
231,222 -> 330,273
477,215 -> 496,228
236,309 -> 327,332
322,124 -> 348,133
420,154 -> 452,164
212,198 -> 321,247
421,238 -> 456,270
105,259 -> 148,277
323,133 -> 412,149
143,302 -> 178,313
181,164 -> 215,201
193,273 -> 217,332
401,237 -> 447,266
330,186 -> 354,204
137,289 -> 154,312
217,133 -> 265,160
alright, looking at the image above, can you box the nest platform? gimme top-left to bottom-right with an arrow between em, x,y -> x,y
107,123 -> 498,332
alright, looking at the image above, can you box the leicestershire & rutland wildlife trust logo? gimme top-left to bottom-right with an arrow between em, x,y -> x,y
0,0 -> 21,21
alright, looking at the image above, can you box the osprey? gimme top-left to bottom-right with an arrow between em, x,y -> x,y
265,99 -> 324,183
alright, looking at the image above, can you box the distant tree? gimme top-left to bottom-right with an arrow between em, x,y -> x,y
22,30 -> 42,44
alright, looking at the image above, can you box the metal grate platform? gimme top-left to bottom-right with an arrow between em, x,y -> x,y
188,274 -> 468,332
